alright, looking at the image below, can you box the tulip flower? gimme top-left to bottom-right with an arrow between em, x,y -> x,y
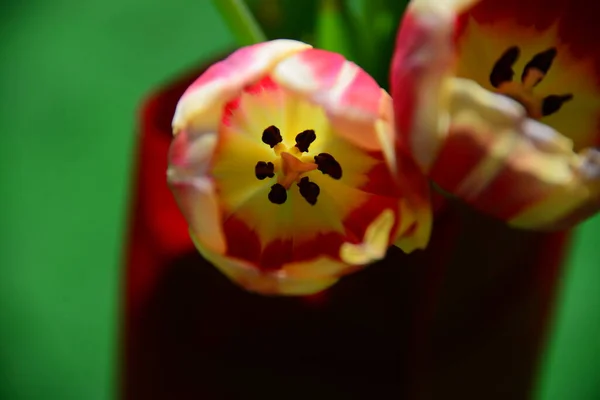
168,39 -> 432,295
391,0 -> 600,230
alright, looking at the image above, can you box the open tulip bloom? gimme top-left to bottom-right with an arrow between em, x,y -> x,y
168,40 -> 432,295
392,0 -> 600,231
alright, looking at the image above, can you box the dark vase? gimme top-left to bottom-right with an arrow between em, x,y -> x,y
120,57 -> 570,400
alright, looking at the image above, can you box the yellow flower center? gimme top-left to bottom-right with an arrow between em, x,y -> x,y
253,124 -> 343,205
490,46 -> 573,119
211,80 -> 377,246
455,19 -> 600,151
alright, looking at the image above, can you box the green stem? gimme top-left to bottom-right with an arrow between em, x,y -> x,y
211,0 -> 267,46
315,0 -> 355,60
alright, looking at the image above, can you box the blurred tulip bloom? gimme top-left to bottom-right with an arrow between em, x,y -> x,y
168,40 -> 432,295
391,0 -> 600,230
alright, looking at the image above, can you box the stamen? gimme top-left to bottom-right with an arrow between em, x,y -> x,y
542,94 -> 573,116
297,177 -> 320,205
255,161 -> 275,180
262,125 -> 283,148
490,47 -> 574,119
490,46 -> 520,88
294,129 -> 316,152
268,183 -> 287,204
314,153 -> 342,179
522,47 -> 557,84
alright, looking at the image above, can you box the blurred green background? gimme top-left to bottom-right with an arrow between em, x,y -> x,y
0,1 -> 598,399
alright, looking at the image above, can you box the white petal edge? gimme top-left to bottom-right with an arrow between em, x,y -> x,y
172,39 -> 312,136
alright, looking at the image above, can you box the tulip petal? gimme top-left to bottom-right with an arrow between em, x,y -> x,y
494,146 -> 600,231
283,257 -> 358,280
428,78 -> 527,197
427,78 -> 600,230
391,1 -> 461,171
167,129 -> 226,254
340,209 -> 395,265
191,230 -> 339,295
394,197 -> 432,254
172,39 -> 311,135
272,48 -> 386,151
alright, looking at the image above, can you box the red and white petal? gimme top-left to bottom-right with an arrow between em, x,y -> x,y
428,79 -> 600,230
500,146 -> 600,231
428,78 -> 528,197
543,148 -> 600,229
271,48 -> 387,151
191,231 -> 341,296
391,0 -> 479,172
168,129 -> 226,254
172,39 -> 311,135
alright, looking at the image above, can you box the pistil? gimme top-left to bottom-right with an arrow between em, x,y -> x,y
278,151 -> 318,189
